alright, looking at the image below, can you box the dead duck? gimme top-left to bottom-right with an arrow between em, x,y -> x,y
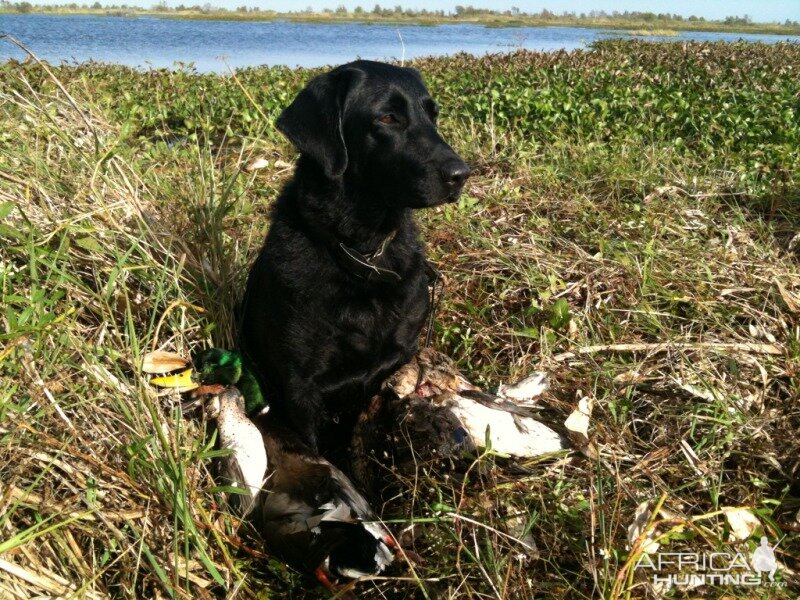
159,349 -> 400,591
385,347 -> 566,457
351,348 -> 566,489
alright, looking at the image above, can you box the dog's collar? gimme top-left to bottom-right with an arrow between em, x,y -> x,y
337,230 -> 401,283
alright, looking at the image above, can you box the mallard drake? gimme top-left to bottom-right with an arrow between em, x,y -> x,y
158,349 -> 399,590
351,348 -> 567,491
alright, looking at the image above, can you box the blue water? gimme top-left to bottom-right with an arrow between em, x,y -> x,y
1,14 -> 799,72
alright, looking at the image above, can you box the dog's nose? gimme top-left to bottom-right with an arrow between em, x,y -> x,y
441,159 -> 470,192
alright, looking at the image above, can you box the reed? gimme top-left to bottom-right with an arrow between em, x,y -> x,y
1,40 -> 798,598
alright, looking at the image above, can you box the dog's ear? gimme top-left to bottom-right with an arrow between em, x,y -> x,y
276,67 -> 362,179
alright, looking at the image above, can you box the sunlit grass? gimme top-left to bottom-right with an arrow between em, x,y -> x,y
1,41 -> 798,598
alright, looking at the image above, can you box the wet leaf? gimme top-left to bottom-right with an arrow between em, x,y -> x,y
565,391 -> 593,454
76,236 -> 104,253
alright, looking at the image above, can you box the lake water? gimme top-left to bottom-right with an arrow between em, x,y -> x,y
1,14 -> 799,72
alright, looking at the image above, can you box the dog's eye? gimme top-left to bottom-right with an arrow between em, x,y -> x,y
378,114 -> 398,125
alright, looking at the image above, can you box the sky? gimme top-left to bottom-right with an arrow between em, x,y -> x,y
30,1 -> 800,23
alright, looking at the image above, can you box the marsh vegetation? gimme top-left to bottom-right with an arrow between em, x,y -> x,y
0,40 -> 799,597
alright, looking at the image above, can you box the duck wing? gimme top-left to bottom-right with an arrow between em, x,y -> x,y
457,389 -> 542,420
443,394 -> 567,457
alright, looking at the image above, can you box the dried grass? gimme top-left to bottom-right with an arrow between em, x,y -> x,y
1,46 -> 799,599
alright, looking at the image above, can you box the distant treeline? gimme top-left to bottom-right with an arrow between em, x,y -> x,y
1,1 -> 798,27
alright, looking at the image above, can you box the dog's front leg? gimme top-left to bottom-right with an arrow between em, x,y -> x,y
283,372 -> 324,452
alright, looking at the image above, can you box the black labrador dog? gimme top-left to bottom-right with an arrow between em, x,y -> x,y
239,60 -> 469,456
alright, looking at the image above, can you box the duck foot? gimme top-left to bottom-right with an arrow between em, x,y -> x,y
314,567 -> 357,599
380,534 -> 424,568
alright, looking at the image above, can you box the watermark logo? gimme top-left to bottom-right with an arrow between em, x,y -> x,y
750,537 -> 777,582
634,536 -> 785,588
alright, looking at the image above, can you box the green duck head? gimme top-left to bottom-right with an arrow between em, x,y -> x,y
192,348 -> 268,417
193,348 -> 243,386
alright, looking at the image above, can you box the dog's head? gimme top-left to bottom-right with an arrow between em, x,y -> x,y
277,60 -> 470,208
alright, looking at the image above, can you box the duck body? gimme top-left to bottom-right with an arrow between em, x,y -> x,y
436,389 -> 565,457
188,349 -> 397,584
388,348 -> 566,457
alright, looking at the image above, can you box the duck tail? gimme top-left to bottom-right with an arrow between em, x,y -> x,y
319,521 -> 395,578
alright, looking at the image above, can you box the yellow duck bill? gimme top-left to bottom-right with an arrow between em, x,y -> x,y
150,368 -> 199,391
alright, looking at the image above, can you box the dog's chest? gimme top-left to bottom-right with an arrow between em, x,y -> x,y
333,274 -> 428,358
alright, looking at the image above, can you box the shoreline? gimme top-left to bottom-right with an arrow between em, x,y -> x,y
1,9 -> 799,37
